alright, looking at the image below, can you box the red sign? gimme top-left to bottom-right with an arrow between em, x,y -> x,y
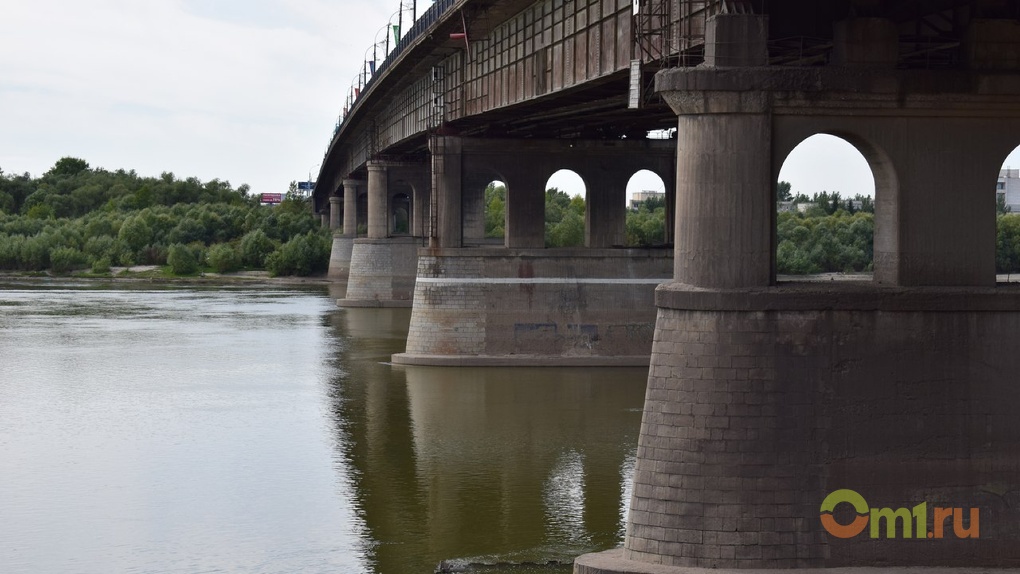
261,193 -> 283,204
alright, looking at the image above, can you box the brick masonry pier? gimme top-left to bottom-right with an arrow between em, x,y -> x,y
339,237 -> 420,308
575,283 -> 1020,571
327,235 -> 354,281
391,248 -> 672,366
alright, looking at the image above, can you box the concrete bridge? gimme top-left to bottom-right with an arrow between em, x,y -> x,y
316,0 -> 1020,571
317,0 -> 678,365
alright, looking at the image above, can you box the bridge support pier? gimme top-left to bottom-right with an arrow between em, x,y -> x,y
341,162 -> 427,307
328,179 -> 363,281
395,136 -> 677,364
577,16 -> 1020,573
391,248 -> 671,366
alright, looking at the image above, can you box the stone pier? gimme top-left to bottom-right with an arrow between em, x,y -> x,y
391,247 -> 671,366
327,178 -> 362,282
338,161 -> 429,307
576,12 -> 1020,574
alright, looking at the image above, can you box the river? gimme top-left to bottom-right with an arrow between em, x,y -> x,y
0,282 -> 646,574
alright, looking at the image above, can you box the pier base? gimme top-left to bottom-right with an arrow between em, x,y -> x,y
575,282 -> 1020,572
391,248 -> 672,366
340,237 -> 420,308
327,235 -> 354,281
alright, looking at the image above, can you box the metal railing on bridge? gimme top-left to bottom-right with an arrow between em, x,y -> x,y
330,0 -> 457,148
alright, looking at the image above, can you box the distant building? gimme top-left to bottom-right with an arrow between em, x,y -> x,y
784,199 -> 865,213
630,190 -> 664,210
999,169 -> 1020,212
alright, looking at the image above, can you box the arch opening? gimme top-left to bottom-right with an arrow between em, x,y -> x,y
995,144 -> 1020,279
544,169 -> 586,248
356,192 -> 368,237
625,169 -> 667,247
483,180 -> 506,242
776,134 -> 877,279
390,191 -> 411,235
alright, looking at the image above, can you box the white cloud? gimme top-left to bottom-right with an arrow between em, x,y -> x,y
0,0 -> 397,192
3,1 -> 1016,197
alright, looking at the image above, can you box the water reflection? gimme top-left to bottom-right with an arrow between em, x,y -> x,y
0,285 -> 369,574
0,286 -> 645,574
327,307 -> 646,573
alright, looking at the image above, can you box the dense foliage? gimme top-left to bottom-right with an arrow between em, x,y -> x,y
626,195 -> 667,247
997,214 -> 1020,273
544,188 -> 585,247
777,209 -> 874,274
777,187 -> 875,274
0,158 -> 328,276
483,183 -> 667,247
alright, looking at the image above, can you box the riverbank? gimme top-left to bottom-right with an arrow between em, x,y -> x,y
0,266 -> 334,287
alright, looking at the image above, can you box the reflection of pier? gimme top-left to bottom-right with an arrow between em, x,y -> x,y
325,304 -> 647,572
404,366 -> 645,558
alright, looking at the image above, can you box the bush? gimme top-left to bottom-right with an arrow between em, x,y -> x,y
207,243 -> 241,273
167,243 -> 198,275
265,231 -> 330,277
20,235 -> 52,270
0,235 -> 24,270
118,215 -> 152,253
139,244 -> 168,266
49,246 -> 87,274
84,235 -> 119,262
239,229 -> 276,268
91,256 -> 112,274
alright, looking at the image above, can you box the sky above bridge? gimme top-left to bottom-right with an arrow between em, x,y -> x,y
1,1 -> 1018,200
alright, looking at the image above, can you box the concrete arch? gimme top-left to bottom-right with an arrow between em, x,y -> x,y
774,128 -> 898,283
625,170 -> 668,247
390,191 -> 411,235
546,168 -> 588,197
995,144 -> 1020,277
463,166 -> 509,246
544,169 -> 587,248
998,143 -> 1020,213
481,179 -> 507,243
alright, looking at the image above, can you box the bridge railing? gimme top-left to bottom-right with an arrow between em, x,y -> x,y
332,0 -> 458,144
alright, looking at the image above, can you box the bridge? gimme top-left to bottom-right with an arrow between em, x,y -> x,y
315,0 -> 1020,571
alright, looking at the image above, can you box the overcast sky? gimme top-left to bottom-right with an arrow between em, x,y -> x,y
2,1 -> 1018,199
0,0 -> 392,194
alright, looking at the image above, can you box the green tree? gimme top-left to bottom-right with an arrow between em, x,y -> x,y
996,214 -> 1020,273
776,181 -> 793,201
167,243 -> 199,275
543,188 -> 585,247
626,201 -> 666,247
265,231 -> 330,276
45,157 -> 90,178
240,229 -> 277,268
118,215 -> 152,253
0,157 -> 324,274
484,183 -> 506,238
997,193 -> 1011,215
49,246 -> 87,274
207,243 -> 241,273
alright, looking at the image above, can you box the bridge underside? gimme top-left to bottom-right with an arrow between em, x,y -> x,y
328,136 -> 677,361
578,10 -> 1020,573
315,0 -> 1020,568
